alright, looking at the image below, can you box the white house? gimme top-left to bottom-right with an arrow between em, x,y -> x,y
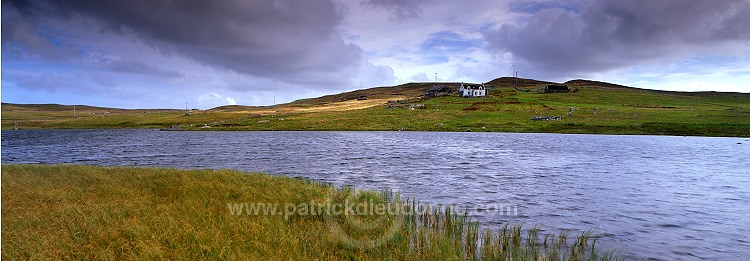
459,83 -> 488,97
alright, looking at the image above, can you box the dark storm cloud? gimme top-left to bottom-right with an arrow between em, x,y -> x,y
5,0 -> 363,85
484,0 -> 750,78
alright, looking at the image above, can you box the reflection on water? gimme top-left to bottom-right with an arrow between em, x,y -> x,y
3,129 -> 749,260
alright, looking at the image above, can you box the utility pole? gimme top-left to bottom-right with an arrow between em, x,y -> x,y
185,103 -> 188,111
434,73 -> 437,83
273,95 -> 276,106
512,65 -> 518,88
73,105 -> 77,118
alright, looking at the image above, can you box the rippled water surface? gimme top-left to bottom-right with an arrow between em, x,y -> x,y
3,129 -> 749,260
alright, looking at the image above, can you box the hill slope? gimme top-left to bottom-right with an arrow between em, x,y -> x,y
2,78 -> 749,137
1,103 -> 117,112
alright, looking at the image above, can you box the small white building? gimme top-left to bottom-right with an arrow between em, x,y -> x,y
459,83 -> 488,97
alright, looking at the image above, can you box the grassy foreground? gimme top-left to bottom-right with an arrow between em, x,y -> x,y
2,164 -> 620,260
3,78 -> 749,137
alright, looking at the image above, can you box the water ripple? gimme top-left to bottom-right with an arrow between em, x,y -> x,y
2,130 -> 749,260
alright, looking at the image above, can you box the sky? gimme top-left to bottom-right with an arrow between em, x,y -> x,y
2,0 -> 750,109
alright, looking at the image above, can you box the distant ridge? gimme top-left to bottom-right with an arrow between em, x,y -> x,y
563,79 -> 750,97
215,77 -> 749,110
4,78 -> 748,112
0,103 -> 177,112
1,103 -> 118,112
485,77 -> 556,87
3,78 -> 748,137
564,79 -> 631,89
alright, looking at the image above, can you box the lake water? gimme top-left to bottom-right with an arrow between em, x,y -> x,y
2,129 -> 749,260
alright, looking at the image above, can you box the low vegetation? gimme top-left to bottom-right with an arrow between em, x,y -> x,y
3,78 -> 748,137
2,164 -> 620,260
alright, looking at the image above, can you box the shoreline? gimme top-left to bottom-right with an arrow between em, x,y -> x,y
4,126 -> 750,138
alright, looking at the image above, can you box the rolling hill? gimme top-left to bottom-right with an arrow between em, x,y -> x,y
2,78 -> 749,137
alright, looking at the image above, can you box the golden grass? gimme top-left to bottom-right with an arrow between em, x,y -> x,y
2,164 -> 332,260
2,164 -> 621,260
224,98 -> 403,115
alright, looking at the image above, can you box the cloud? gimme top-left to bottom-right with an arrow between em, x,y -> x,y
357,61 -> 397,87
1,12 -> 77,61
101,59 -> 183,79
336,0 -> 517,84
360,0 -> 431,20
508,0 -> 581,14
418,31 -> 485,64
90,74 -> 118,87
7,0 -> 364,87
2,72 -> 96,94
484,0 -> 750,79
196,92 -> 239,108
199,93 -> 222,100
4,0 -> 747,109
409,73 -> 430,82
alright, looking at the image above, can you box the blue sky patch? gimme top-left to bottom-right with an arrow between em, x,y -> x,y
509,0 -> 580,14
421,32 -> 483,53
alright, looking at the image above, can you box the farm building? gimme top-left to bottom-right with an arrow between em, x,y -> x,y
543,84 -> 570,93
426,85 -> 454,98
459,83 -> 489,97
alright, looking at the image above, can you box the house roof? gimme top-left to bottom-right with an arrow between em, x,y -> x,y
463,84 -> 484,89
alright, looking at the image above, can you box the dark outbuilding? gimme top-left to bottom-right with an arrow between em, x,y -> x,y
426,85 -> 455,98
544,84 -> 570,93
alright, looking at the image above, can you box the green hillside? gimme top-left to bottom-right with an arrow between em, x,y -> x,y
2,78 -> 749,137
